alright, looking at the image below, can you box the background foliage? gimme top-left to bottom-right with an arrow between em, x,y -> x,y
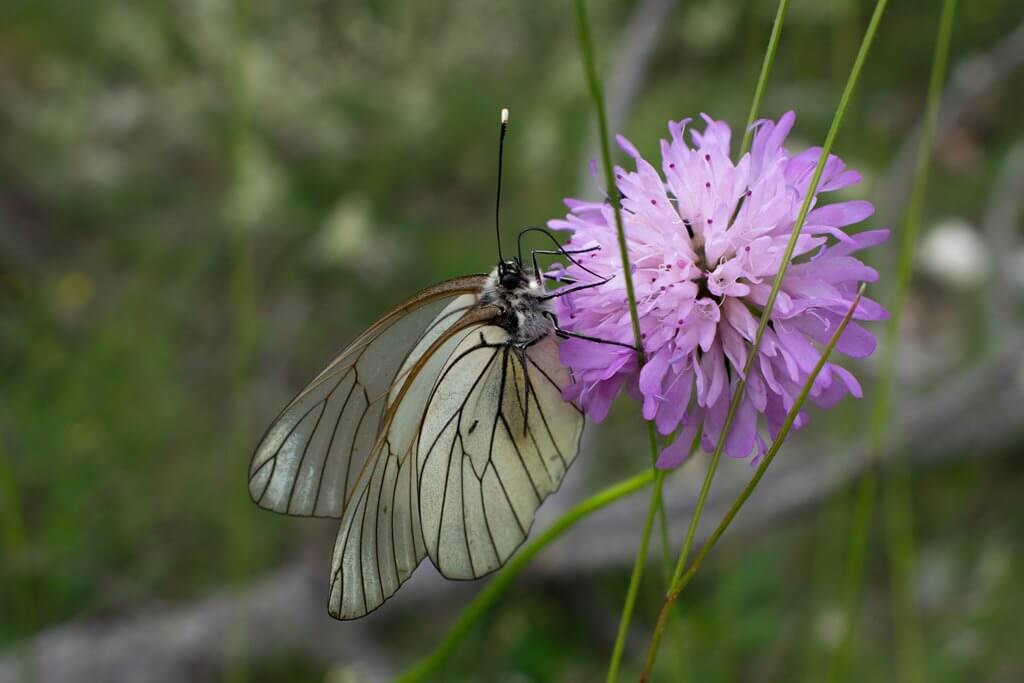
1,0 -> 1022,680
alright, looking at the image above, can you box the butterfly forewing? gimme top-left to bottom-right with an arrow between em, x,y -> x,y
248,276 -> 486,518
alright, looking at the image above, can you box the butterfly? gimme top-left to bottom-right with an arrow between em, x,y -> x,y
248,110 -> 626,619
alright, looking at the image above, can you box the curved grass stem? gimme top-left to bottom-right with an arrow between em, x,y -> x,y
225,3 -> 256,682
639,286 -> 868,681
642,0 -> 890,673
665,0 -> 793,597
571,3 -> 682,679
395,470 -> 657,683
606,469 -> 666,682
830,1 -> 958,680
0,440 -> 36,682
739,0 -> 790,158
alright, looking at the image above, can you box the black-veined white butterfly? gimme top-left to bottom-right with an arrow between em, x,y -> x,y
248,110 -> 625,619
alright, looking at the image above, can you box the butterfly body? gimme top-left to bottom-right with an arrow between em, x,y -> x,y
479,259 -> 555,346
248,109 -> 609,619
250,268 -> 584,619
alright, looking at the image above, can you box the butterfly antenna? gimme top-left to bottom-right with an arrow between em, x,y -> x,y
495,107 -> 509,263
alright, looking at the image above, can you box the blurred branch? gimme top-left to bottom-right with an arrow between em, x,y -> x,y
876,17 -> 1024,224
0,564 -> 398,683
577,0 -> 680,192
3,331 -> 1021,683
551,330 -> 1024,574
7,9 -> 1024,683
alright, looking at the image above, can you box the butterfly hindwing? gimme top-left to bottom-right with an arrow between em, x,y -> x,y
417,327 -> 584,580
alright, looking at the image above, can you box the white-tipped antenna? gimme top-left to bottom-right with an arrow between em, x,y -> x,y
496,108 -> 510,262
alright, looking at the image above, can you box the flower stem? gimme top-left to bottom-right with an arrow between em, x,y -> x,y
646,0 -> 889,673
225,2 -> 256,682
572,2 -> 680,678
664,0 -> 794,598
739,0 -> 789,158
830,1 -> 958,680
572,0 -> 643,353
0,439 -> 37,682
828,466 -> 878,682
606,468 -> 666,682
647,423 -> 675,581
639,285 -> 868,682
606,425 -> 701,683
0,441 -> 28,595
395,470 -> 657,683
622,4 -> 789,675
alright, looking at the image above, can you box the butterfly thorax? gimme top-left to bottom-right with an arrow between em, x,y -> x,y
478,260 -> 554,347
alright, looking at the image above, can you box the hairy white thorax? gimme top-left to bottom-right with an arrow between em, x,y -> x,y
478,260 -> 555,346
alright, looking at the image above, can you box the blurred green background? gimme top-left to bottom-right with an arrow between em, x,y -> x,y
2,0 -> 1023,681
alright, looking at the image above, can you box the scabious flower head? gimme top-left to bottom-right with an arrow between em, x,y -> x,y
548,112 -> 887,467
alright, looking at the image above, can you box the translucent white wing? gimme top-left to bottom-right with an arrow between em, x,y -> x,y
249,275 -> 485,518
417,326 -> 584,580
328,307 -> 496,619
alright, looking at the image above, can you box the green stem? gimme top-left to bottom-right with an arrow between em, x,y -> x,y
739,0 -> 789,158
0,439 -> 28,580
882,458 -> 923,683
648,0 -> 889,672
804,496 -> 847,679
664,0 -> 795,597
225,2 -> 255,682
572,0 -> 643,352
640,286 -> 868,682
607,469 -> 666,682
831,1 -> 958,680
647,422 -> 674,582
644,422 -> 690,677
619,6 -> 790,674
828,466 -> 878,682
572,3 -> 678,678
0,439 -> 37,683
395,470 -> 657,683
869,0 -> 956,450
606,426 -> 702,682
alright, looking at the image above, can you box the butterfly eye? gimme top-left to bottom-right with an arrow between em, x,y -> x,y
500,272 -> 522,289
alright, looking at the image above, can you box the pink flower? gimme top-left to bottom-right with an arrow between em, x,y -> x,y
549,112 -> 887,467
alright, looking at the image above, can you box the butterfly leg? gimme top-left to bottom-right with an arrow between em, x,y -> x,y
518,227 -> 608,279
514,345 -> 532,434
538,274 -> 614,301
530,247 -> 606,287
517,226 -> 600,264
554,328 -> 639,351
531,248 -> 598,282
531,246 -> 602,257
532,245 -> 615,300
545,311 -> 639,351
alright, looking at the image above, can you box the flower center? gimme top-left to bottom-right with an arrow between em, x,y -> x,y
687,236 -> 723,304
695,272 -> 720,303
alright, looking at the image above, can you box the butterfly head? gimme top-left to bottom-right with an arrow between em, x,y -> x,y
497,258 -> 527,291
481,258 -> 552,344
